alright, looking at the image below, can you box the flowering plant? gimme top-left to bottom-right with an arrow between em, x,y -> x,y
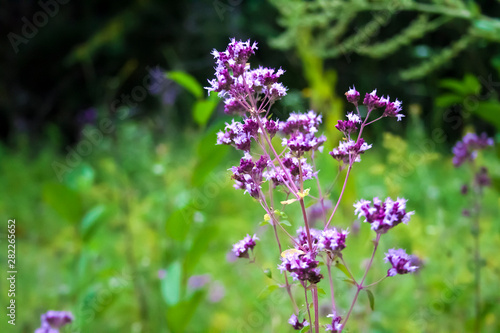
452,132 -> 494,332
206,38 -> 419,332
35,310 -> 73,333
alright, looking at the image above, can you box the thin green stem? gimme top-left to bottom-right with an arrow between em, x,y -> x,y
325,164 -> 352,230
312,287 -> 319,332
303,283 -> 313,333
340,233 -> 381,332
326,256 -> 336,313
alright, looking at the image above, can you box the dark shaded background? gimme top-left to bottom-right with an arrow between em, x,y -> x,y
1,0 -> 499,149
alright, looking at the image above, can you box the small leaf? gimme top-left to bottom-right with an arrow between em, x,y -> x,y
263,269 -> 272,279
184,224 -> 216,275
281,198 -> 297,205
491,177 -> 500,193
316,287 -> 326,295
167,71 -> 204,98
298,308 -> 306,320
335,263 -> 351,278
300,327 -> 310,333
472,101 -> 500,131
64,163 -> 95,192
42,182 -> 83,223
259,220 -> 271,226
365,289 -> 375,311
280,220 -> 292,226
435,93 -> 464,108
343,279 -> 356,286
298,188 -> 310,198
81,205 -> 107,241
165,290 -> 205,332
165,206 -> 193,241
161,261 -> 182,306
258,284 -> 279,300
274,210 -> 288,218
193,94 -> 219,127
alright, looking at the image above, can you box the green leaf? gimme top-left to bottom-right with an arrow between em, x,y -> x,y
263,269 -> 273,279
167,71 -> 204,99
192,93 -> 219,127
165,206 -> 193,242
472,101 -> 500,130
435,93 -> 464,108
279,220 -> 292,226
491,177 -> 500,193
184,224 -> 217,275
472,18 -> 500,42
438,79 -> 470,96
365,289 -> 375,311
316,287 -> 326,295
81,205 -> 107,241
191,120 -> 230,187
166,290 -> 205,332
42,182 -> 83,223
298,308 -> 307,320
274,210 -> 288,219
343,279 -> 356,286
335,263 -> 351,278
161,261 -> 182,306
259,220 -> 271,226
64,163 -> 95,192
258,284 -> 280,300
463,74 -> 481,94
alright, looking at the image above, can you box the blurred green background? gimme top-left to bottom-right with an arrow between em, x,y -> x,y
1,0 -> 500,332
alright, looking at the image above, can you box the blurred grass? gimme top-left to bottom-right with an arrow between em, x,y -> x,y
0,112 -> 499,332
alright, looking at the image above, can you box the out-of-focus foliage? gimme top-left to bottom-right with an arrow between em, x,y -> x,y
269,0 -> 500,80
1,1 -> 500,332
1,109 -> 499,332
435,73 -> 500,130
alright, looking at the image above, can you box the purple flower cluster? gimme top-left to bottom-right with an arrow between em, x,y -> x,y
230,153 -> 268,198
216,117 -> 278,152
264,154 -> 315,187
318,228 -> 349,253
354,197 -> 414,233
280,111 -> 327,154
475,166 -> 491,188
360,89 -> 404,121
330,87 -> 406,167
384,248 -> 419,276
335,112 -> 361,135
345,86 -> 360,104
330,138 -> 372,164
288,314 -> 309,330
217,118 -> 258,151
325,312 -> 343,332
295,226 -> 321,251
206,38 -> 287,114
278,250 -> 323,284
452,132 -> 494,167
35,311 -> 73,333
232,234 -> 259,258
